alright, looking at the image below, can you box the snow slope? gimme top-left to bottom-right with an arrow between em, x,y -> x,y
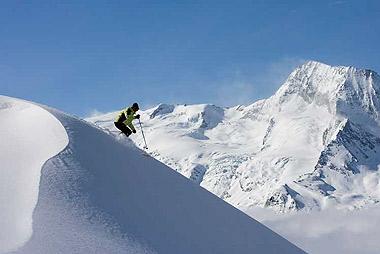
0,96 -> 304,253
0,96 -> 68,252
88,61 -> 380,213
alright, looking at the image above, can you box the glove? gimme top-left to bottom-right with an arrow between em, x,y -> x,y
132,129 -> 136,133
135,114 -> 140,119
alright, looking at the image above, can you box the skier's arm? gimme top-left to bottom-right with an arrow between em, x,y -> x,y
124,108 -> 137,132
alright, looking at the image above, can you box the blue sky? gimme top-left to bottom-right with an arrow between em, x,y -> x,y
1,0 -> 380,116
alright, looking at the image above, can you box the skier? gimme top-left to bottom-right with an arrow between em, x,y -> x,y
114,102 -> 140,137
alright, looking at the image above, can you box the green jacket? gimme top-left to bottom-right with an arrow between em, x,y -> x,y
115,107 -> 138,132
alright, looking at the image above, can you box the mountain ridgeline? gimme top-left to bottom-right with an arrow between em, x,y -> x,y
88,61 -> 380,212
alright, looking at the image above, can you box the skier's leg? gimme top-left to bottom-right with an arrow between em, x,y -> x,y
114,122 -> 123,132
114,122 -> 132,137
123,126 -> 132,137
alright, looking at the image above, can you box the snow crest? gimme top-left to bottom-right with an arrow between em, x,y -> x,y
0,96 -> 68,253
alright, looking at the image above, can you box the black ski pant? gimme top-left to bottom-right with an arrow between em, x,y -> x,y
114,122 -> 132,137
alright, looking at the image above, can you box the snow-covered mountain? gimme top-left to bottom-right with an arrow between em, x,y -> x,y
0,95 -> 304,253
88,61 -> 380,213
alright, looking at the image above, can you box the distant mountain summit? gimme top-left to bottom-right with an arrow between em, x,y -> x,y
273,61 -> 380,117
256,61 -> 380,211
88,61 -> 380,213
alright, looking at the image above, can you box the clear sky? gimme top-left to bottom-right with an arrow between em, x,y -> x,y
1,0 -> 380,116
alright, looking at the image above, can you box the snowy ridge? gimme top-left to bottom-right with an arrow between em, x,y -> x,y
88,61 -> 380,213
1,96 -> 304,253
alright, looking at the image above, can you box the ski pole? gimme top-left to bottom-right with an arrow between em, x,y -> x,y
138,118 -> 148,149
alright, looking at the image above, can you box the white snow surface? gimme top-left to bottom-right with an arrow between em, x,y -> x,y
0,96 -> 68,252
0,95 -> 304,253
88,61 -> 380,213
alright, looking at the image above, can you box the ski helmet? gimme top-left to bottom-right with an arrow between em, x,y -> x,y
132,102 -> 139,110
